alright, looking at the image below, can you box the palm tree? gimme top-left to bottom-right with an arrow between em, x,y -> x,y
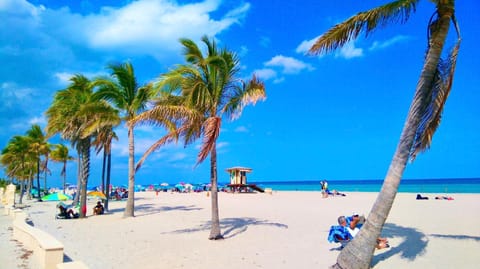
46,74 -> 119,218
94,62 -> 154,217
309,1 -> 460,268
26,124 -> 51,200
91,125 -> 118,211
149,36 -> 266,239
50,144 -> 75,194
1,135 -> 34,204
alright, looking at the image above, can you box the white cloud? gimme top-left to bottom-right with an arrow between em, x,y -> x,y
259,36 -> 271,48
335,41 -> 363,59
0,0 -> 41,16
264,55 -> 314,74
217,141 -> 229,149
296,35 -> 321,54
253,68 -> 277,80
369,35 -> 410,51
79,0 -> 250,58
29,116 -> 46,125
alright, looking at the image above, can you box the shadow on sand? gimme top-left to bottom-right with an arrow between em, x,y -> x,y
165,217 -> 288,239
105,203 -> 202,216
372,223 -> 480,266
372,223 -> 428,267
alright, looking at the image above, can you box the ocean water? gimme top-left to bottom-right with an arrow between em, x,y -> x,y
248,178 -> 480,193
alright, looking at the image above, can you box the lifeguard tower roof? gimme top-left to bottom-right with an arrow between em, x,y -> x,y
225,167 -> 252,173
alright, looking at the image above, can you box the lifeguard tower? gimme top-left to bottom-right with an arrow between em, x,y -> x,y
226,167 -> 264,193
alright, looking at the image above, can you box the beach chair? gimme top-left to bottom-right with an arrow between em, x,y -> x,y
328,225 -> 353,249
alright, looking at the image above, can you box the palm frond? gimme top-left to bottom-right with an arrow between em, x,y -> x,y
197,116 -> 221,164
223,74 -> 266,120
409,39 -> 460,161
309,0 -> 418,55
135,130 -> 180,172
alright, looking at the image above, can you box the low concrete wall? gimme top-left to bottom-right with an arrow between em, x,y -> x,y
12,210 -> 64,269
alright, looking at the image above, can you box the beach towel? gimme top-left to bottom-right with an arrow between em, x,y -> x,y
328,225 -> 353,243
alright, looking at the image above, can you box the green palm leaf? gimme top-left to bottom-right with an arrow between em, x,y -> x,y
309,0 -> 419,55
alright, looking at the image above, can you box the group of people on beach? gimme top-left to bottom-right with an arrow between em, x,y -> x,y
320,180 -> 346,198
56,200 -> 104,219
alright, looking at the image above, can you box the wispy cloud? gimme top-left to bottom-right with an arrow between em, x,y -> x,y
335,41 -> 363,59
259,36 -> 271,48
369,35 -> 410,51
254,68 -> 277,81
295,35 -> 321,55
235,126 -> 248,133
253,55 -> 314,83
265,55 -> 314,74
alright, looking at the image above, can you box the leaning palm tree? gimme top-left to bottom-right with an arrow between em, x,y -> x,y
150,36 -> 266,239
93,62 -> 154,217
50,144 -> 75,194
309,1 -> 460,268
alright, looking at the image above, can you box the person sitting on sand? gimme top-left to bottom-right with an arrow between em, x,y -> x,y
93,201 -> 104,215
338,215 -> 389,249
67,206 -> 79,218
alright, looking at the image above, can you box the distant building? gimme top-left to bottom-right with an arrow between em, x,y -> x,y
226,167 -> 252,185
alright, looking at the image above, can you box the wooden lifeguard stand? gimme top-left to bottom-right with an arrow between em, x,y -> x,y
226,167 -> 252,185
226,167 -> 264,193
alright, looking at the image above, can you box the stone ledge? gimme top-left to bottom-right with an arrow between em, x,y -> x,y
12,210 -> 64,269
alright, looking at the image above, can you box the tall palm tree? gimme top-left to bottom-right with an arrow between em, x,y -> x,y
91,125 -> 118,211
46,74 -> 119,218
94,62 -> 154,217
309,1 -> 460,268
26,124 -> 50,200
150,36 -> 266,239
50,144 -> 75,194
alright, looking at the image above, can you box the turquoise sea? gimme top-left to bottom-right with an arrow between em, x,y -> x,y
248,178 -> 480,193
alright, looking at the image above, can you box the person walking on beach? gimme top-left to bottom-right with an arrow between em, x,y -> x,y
321,180 -> 329,198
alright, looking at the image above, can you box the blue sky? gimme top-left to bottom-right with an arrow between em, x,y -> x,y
1,0 -> 479,187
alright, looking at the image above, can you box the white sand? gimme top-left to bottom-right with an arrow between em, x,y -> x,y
19,191 -> 480,269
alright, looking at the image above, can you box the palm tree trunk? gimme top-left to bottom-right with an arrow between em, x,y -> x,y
208,143 -> 223,240
101,149 -> 106,195
62,161 -> 67,194
73,150 -> 82,206
19,181 -> 25,204
333,7 -> 453,269
105,151 -> 112,211
27,178 -> 32,200
124,125 -> 135,217
79,140 -> 90,218
36,158 -> 41,200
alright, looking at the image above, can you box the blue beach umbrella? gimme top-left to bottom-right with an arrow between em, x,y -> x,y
42,192 -> 72,201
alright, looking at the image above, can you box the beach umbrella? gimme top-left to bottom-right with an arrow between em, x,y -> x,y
42,192 -> 72,201
87,191 -> 106,199
160,182 -> 169,187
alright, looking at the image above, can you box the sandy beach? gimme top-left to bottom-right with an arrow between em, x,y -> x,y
10,191 -> 480,269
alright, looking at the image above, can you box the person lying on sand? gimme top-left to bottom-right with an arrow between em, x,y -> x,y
338,215 -> 389,249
